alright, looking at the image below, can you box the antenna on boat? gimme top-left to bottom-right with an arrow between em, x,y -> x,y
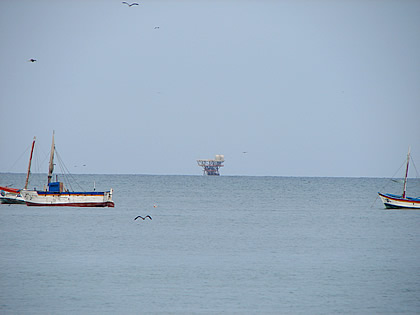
94,181 -> 96,191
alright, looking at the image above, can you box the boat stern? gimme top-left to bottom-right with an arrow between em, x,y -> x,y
105,189 -> 115,207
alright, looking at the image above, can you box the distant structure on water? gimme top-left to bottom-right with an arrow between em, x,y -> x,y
197,155 -> 225,176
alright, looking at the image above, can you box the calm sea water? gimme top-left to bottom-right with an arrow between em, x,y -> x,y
0,173 -> 419,314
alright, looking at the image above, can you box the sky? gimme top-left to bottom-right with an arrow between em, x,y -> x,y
0,0 -> 419,177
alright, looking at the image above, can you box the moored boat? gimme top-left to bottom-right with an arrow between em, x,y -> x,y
378,192 -> 420,209
0,186 -> 25,204
21,187 -> 114,207
20,132 -> 115,207
0,137 -> 36,205
378,147 -> 420,209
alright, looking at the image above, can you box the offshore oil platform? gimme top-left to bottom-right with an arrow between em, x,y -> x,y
197,155 -> 225,176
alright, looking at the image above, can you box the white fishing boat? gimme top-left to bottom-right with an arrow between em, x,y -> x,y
378,148 -> 420,209
0,137 -> 37,204
20,132 -> 115,207
0,186 -> 25,204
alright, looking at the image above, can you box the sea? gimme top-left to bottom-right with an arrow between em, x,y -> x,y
0,173 -> 419,314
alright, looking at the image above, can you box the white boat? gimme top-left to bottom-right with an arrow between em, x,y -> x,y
20,132 -> 115,207
378,147 -> 420,209
0,186 -> 25,204
0,137 -> 36,205
21,188 -> 114,207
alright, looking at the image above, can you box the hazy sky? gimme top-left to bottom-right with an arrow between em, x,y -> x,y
1,0 -> 419,177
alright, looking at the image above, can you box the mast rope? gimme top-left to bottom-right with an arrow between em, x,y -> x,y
4,143 -> 31,173
54,148 -> 85,192
372,158 -> 407,208
410,155 -> 419,178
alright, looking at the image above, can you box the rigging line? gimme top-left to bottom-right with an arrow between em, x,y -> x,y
28,139 -> 49,177
5,143 -> 31,173
54,148 -> 73,191
370,194 -> 381,209
410,156 -> 419,178
54,148 -> 84,192
53,149 -> 67,183
37,145 -> 51,174
372,158 -> 407,209
377,159 -> 406,194
32,142 -> 44,175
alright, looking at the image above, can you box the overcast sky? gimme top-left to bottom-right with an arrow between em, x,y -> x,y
0,0 -> 419,177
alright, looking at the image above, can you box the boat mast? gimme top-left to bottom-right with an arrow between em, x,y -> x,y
402,146 -> 410,199
47,131 -> 55,185
24,137 -> 36,190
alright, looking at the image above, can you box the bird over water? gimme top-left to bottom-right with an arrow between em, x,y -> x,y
122,2 -> 139,6
134,215 -> 152,221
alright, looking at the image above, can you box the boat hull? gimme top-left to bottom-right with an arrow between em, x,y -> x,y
0,186 -> 25,204
20,189 -> 115,207
378,193 -> 420,209
0,196 -> 26,204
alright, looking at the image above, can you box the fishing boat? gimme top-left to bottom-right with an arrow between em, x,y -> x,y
378,148 -> 420,209
0,186 -> 25,204
0,137 -> 37,204
20,132 -> 115,207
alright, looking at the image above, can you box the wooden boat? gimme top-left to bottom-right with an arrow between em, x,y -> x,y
0,137 -> 36,204
378,148 -> 420,209
20,132 -> 115,207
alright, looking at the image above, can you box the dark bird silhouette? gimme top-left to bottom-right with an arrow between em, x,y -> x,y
134,215 -> 152,221
122,2 -> 139,6
28,59 -> 37,62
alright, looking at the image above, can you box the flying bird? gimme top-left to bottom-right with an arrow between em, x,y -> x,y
134,215 -> 152,221
122,2 -> 139,6
28,59 -> 37,62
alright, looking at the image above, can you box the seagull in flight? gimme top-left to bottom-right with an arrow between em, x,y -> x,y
28,59 -> 37,62
134,215 -> 152,221
122,2 -> 139,6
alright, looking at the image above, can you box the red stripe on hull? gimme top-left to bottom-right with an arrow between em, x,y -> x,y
0,186 -> 20,193
379,193 -> 420,204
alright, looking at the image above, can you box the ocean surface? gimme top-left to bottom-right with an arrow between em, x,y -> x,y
1,173 -> 419,314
